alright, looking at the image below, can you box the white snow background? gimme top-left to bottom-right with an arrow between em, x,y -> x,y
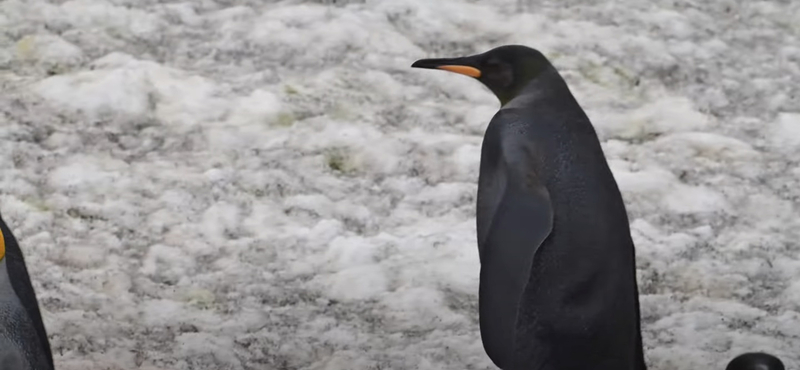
1,0 -> 799,369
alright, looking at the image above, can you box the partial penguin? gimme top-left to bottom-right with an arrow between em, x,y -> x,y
0,213 -> 54,370
726,353 -> 785,370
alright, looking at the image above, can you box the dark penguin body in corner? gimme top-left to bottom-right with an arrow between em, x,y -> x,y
726,353 -> 785,370
0,214 -> 54,370
412,45 -> 784,370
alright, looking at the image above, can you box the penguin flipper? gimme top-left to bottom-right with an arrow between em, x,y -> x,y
477,123 -> 554,369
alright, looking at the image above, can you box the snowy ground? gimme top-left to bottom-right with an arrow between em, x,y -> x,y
1,0 -> 799,369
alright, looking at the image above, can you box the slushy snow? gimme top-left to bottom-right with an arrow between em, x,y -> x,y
0,0 -> 798,369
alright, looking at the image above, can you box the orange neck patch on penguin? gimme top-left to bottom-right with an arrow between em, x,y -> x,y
0,229 -> 5,261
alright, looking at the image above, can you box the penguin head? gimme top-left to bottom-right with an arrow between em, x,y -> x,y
726,352 -> 785,370
411,45 -> 553,106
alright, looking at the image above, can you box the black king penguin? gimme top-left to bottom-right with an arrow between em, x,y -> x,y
412,45 -> 785,370
0,214 -> 54,370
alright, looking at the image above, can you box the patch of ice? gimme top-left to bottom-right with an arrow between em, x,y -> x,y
596,97 -> 711,140
15,34 -> 84,68
55,0 -> 164,39
662,183 -> 729,215
651,132 -> 759,162
177,333 -> 241,370
318,264 -> 389,302
34,53 -> 228,126
767,113 -> 800,152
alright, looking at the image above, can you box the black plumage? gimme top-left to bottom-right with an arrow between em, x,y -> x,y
0,213 -> 54,370
726,353 -> 785,370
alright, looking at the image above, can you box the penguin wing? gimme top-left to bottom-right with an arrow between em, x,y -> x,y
0,216 -> 54,370
476,110 -> 554,368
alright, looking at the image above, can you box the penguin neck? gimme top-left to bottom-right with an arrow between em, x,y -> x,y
500,66 -> 565,110
0,258 -> 24,345
0,259 -> 21,323
0,258 -> 38,370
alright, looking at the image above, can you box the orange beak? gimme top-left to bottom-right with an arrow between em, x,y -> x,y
436,65 -> 482,78
411,57 -> 482,78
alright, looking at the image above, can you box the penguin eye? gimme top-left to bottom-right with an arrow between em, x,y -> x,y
484,59 -> 502,71
483,60 -> 513,88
